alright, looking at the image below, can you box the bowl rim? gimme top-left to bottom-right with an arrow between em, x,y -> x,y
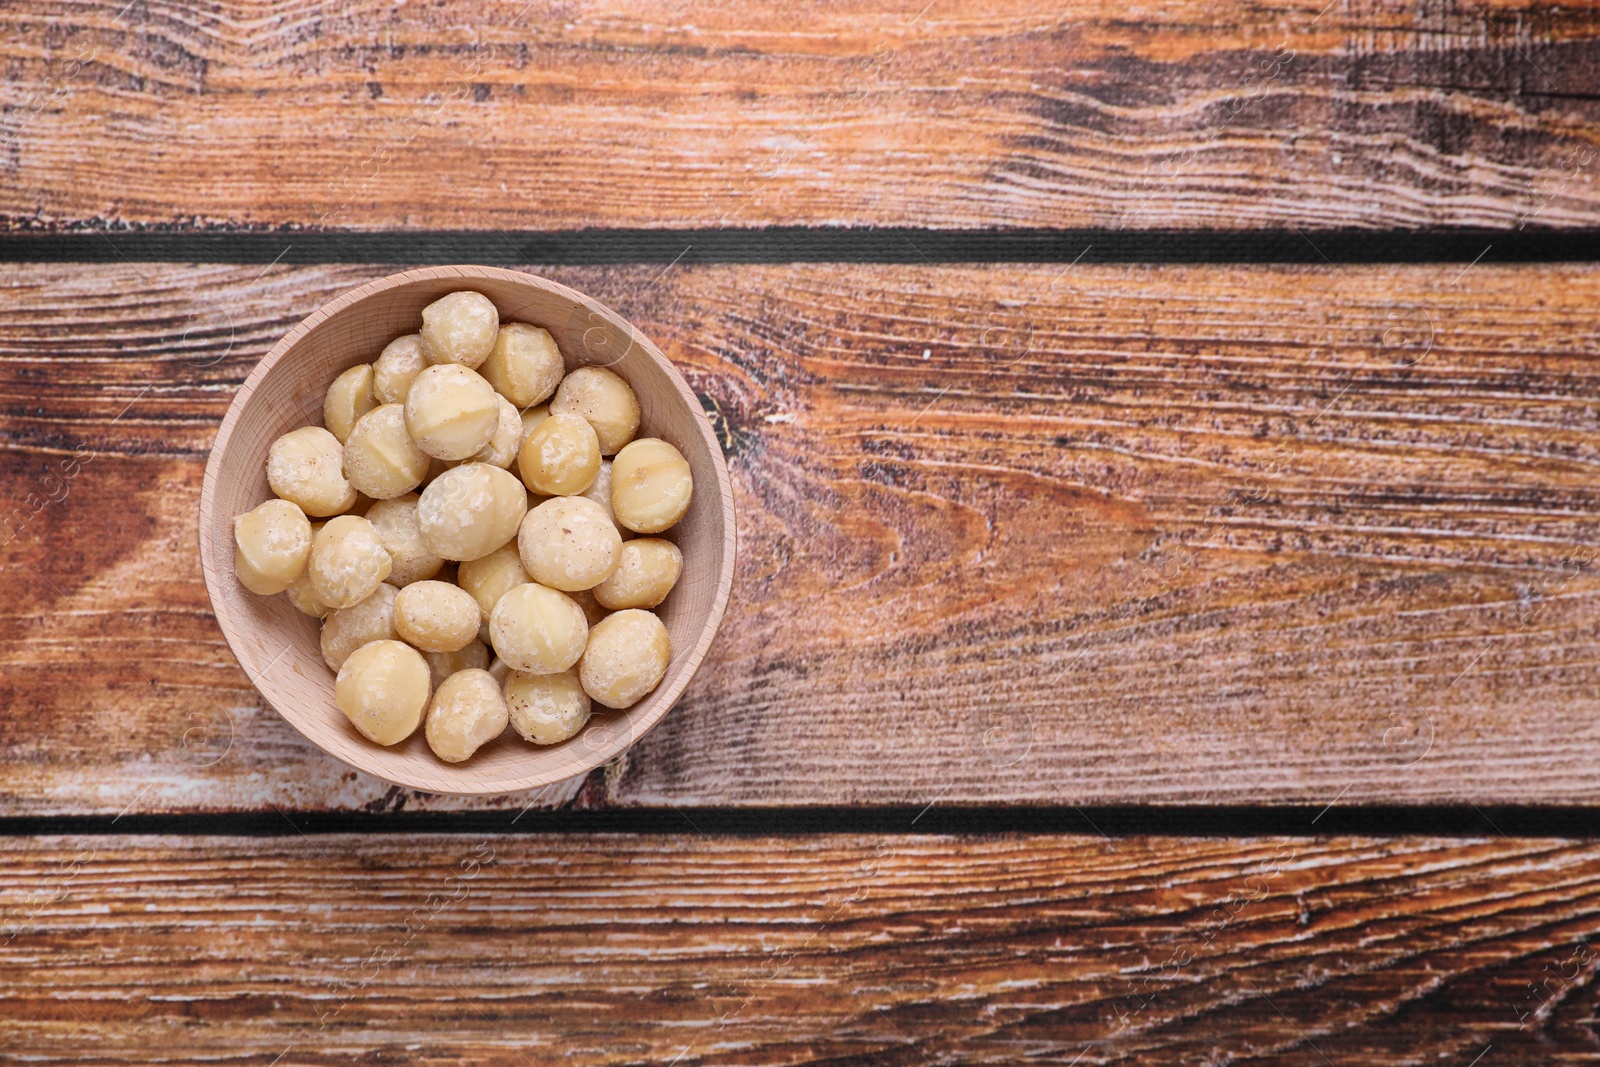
198,264 -> 736,795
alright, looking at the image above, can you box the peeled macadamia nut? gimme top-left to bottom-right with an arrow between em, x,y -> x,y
287,569 -> 331,618
420,290 -> 498,369
592,538 -> 682,610
343,403 -> 430,500
551,366 -> 640,455
373,334 -> 427,404
504,668 -> 591,745
267,426 -> 357,517
324,364 -> 376,443
425,668 -> 508,762
395,580 -> 480,653
473,395 -> 523,469
579,459 -> 626,533
335,639 -> 430,746
569,587 -> 608,627
517,412 -> 601,496
405,364 -> 501,461
518,496 -> 621,592
519,404 -> 550,447
611,438 -> 694,534
457,540 -> 530,623
481,322 -> 564,408
423,639 -> 489,690
487,656 -> 512,687
320,582 -> 399,670
580,609 -> 670,709
417,463 -> 528,562
309,515 -> 393,609
363,494 -> 444,586
489,583 -> 588,674
233,498 -> 312,595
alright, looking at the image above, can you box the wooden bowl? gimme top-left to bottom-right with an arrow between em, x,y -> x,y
199,266 -> 735,795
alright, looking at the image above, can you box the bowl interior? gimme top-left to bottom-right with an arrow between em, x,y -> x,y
201,267 -> 733,795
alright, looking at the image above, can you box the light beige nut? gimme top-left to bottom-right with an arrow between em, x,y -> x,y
611,438 -> 694,534
363,493 -> 444,586
472,395 -> 523,469
405,364 -> 501,460
425,668 -> 509,762
267,426 -> 357,517
517,496 -> 621,592
487,657 -> 512,687
504,668 -> 591,745
373,334 -> 428,404
286,569 -> 331,618
417,462 -> 528,562
233,498 -> 311,595
394,580 -> 481,653
579,608 -> 670,709
592,538 -> 682,610
320,582 -> 399,671
551,366 -> 640,455
578,459 -> 629,536
489,582 -> 588,674
457,540 -> 530,623
423,639 -> 489,690
481,322 -> 564,408
419,290 -> 498,369
309,514 -> 393,609
517,412 -> 600,496
343,403 -> 431,499
519,404 -> 550,447
568,587 -> 608,627
323,364 -> 377,444
335,639 -> 430,746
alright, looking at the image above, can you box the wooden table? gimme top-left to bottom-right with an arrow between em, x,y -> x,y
5,2 -> 1600,1062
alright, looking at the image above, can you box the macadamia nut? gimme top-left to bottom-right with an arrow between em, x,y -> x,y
517,412 -> 600,496
504,668 -> 591,745
489,582 -> 588,674
518,496 -> 621,591
425,668 -> 508,762
233,498 -> 312,595
580,609 -> 670,709
420,290 -> 498,369
363,493 -> 444,586
473,395 -> 523,469
395,580 -> 481,653
267,426 -> 357,517
343,403 -> 431,499
309,515 -> 393,609
405,364 -> 501,461
373,334 -> 427,404
592,538 -> 682,610
579,459 -> 626,533
320,582 -> 399,670
519,404 -> 550,447
481,322 -> 564,408
551,366 -> 640,455
457,540 -> 530,623
323,364 -> 376,443
287,569 -> 331,618
335,639 -> 430,745
417,462 -> 528,562
611,438 -> 693,534
423,639 -> 489,690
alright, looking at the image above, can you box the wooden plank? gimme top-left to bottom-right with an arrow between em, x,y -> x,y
3,261 -> 1600,812
1,833 -> 1597,1063
5,0 -> 1600,230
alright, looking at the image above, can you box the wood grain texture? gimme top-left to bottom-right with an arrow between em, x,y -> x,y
5,0 -> 1600,230
3,261 -> 1600,812
2,833 -> 1599,1065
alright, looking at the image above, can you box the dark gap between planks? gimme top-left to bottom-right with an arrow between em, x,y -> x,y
4,807 -> 1600,837
2,228 -> 1598,264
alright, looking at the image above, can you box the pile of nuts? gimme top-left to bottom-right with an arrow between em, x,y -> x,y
232,291 -> 694,763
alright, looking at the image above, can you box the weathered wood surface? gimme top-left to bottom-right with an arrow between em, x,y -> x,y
1,833 -> 1596,1064
2,261 -> 1598,812
5,0 -> 1600,231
